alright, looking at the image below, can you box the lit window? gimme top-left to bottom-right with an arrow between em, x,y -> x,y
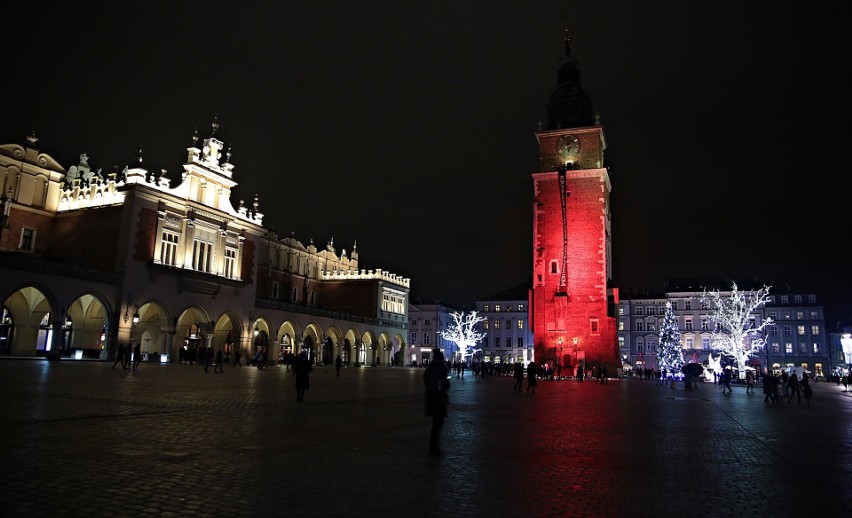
618,320 -> 624,331
811,325 -> 820,335
517,320 -> 524,329
494,319 -> 501,329
785,343 -> 792,354
192,239 -> 213,273
483,305 -> 490,312
771,343 -> 780,353
495,305 -> 501,312
160,231 -> 179,266
797,326 -> 805,336
518,304 -> 524,311
224,248 -> 237,278
813,343 -> 820,353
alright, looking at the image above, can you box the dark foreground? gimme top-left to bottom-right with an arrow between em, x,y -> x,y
1,360 -> 850,518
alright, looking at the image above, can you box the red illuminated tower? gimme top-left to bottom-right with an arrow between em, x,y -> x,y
530,31 -> 620,375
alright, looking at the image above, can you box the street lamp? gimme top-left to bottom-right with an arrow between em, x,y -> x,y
123,295 -> 140,324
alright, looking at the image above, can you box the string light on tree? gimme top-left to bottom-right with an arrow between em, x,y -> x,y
657,301 -> 685,377
438,311 -> 486,362
701,283 -> 772,376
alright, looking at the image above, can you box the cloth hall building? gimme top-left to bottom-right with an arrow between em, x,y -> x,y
0,124 -> 410,367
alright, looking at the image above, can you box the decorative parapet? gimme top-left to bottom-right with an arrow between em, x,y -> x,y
321,268 -> 410,288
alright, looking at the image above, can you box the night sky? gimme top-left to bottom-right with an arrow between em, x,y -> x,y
3,3 -> 849,323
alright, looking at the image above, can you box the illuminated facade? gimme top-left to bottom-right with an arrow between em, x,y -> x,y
408,301 -> 459,366
618,281 -> 830,379
475,286 -> 535,366
0,123 -> 410,366
530,32 -> 619,374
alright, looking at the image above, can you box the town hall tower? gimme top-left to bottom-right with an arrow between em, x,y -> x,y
530,31 -> 620,375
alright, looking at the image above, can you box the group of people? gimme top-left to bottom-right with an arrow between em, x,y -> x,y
111,342 -> 142,370
762,370 -> 813,405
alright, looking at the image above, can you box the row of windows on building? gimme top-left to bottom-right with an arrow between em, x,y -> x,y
480,304 -> 525,312
621,335 -> 823,355
627,295 -> 817,315
622,317 -> 821,335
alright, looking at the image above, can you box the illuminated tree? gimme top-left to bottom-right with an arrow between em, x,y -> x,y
657,301 -> 685,375
701,283 -> 772,374
438,311 -> 486,362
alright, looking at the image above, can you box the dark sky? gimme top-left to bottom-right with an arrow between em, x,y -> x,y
4,3 -> 850,323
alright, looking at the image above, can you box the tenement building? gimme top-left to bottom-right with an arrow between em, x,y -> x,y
475,284 -> 535,367
408,301 -> 459,366
617,280 -> 829,379
0,123 -> 410,366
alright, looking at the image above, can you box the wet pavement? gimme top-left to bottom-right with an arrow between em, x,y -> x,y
1,359 -> 850,517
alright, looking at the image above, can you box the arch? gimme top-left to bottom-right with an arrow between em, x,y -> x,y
342,327 -> 362,365
1,285 -> 58,356
323,324 -> 344,365
360,330 -> 377,366
302,322 -> 323,364
176,306 -> 213,365
65,292 -> 112,359
212,310 -> 242,362
277,319 -> 301,364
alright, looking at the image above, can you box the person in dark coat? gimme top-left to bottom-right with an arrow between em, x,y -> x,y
294,353 -> 312,402
424,348 -> 450,457
214,348 -> 224,373
335,354 -> 343,377
112,343 -> 127,369
513,361 -> 525,392
526,361 -> 538,393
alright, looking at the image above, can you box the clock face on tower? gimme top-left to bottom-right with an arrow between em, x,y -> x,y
556,134 -> 580,160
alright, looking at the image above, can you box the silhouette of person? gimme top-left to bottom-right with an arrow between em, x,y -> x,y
132,342 -> 141,369
294,353 -> 312,402
513,361 -> 525,392
526,361 -> 538,393
112,343 -> 127,369
424,348 -> 449,457
214,348 -> 224,373
335,354 -> 342,377
233,350 -> 241,367
204,346 -> 213,373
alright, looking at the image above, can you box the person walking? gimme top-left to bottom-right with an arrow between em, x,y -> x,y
294,353 -> 312,402
132,342 -> 141,369
513,361 -> 524,392
526,361 -> 538,394
214,348 -> 224,373
112,343 -> 127,369
233,350 -> 241,367
801,372 -> 813,405
745,369 -> 755,394
335,354 -> 342,377
423,348 -> 450,458
787,372 -> 802,405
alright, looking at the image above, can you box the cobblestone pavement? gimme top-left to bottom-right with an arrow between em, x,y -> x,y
1,359 -> 850,518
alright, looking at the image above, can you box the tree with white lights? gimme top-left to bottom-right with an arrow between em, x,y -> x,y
701,283 -> 772,374
657,301 -> 685,375
439,311 -> 486,362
